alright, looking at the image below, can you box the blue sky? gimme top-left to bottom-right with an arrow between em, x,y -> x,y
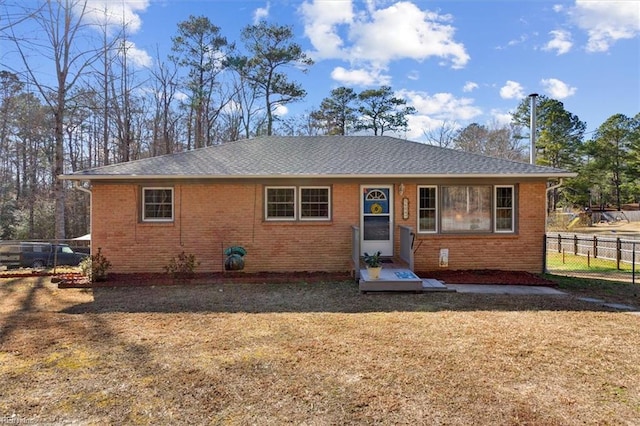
3,0 -> 639,140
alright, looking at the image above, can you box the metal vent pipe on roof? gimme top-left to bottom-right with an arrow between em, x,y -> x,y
529,93 -> 538,165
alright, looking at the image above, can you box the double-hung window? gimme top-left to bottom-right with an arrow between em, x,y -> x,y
142,187 -> 174,222
300,187 -> 331,220
418,186 -> 437,233
265,186 -> 331,221
265,187 -> 296,220
495,185 -> 514,232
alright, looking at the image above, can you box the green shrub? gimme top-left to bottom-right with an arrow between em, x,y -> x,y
80,247 -> 112,282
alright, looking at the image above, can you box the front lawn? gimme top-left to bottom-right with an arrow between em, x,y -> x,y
0,276 -> 638,425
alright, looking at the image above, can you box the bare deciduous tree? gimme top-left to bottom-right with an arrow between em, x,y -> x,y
6,0 -> 102,239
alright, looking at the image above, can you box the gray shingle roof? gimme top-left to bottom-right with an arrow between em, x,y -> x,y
62,136 -> 575,180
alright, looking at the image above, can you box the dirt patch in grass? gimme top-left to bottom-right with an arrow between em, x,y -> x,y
419,269 -> 556,285
1,276 -> 639,425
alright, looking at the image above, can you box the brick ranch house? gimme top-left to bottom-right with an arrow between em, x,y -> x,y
61,136 -> 574,276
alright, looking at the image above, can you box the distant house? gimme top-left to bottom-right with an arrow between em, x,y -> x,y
61,136 -> 574,275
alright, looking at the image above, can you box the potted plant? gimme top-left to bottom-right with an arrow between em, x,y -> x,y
363,251 -> 382,280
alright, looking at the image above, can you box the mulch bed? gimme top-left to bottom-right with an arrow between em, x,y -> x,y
54,269 -> 555,288
57,271 -> 354,288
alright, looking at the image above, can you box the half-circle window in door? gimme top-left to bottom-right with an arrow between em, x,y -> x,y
365,189 -> 387,201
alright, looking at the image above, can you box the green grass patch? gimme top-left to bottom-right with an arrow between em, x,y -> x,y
544,273 -> 640,302
546,251 -> 635,273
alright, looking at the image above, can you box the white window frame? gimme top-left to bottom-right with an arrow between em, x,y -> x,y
265,186 -> 332,221
494,185 -> 515,233
299,186 -> 331,221
417,185 -> 438,233
265,186 -> 297,221
142,187 -> 174,222
416,184 -> 517,234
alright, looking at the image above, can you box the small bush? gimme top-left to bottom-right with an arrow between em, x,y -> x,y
80,247 -> 112,282
164,251 -> 200,279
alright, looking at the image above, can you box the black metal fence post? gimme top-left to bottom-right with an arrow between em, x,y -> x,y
633,241 -> 636,284
542,234 -> 547,273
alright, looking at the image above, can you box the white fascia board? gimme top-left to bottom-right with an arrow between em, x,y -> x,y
59,172 -> 578,181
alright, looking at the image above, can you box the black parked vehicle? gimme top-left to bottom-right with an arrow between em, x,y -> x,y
0,242 -> 89,269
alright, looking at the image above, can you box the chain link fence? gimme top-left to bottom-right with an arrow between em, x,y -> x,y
545,232 -> 640,283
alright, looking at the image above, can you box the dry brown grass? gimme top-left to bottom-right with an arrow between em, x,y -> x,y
1,276 -> 639,425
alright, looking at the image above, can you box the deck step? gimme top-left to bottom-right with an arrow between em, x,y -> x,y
359,268 -> 452,292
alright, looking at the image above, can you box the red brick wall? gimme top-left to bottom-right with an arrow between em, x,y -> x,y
91,181 -> 546,274
407,182 -> 547,273
91,182 -> 360,273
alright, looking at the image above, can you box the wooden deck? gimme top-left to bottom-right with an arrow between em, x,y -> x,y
358,257 -> 452,293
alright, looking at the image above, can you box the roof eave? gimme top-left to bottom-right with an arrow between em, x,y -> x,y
59,172 -> 578,181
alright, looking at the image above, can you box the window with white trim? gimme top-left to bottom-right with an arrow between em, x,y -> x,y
265,186 -> 331,221
142,187 -> 174,222
417,184 -> 517,234
418,186 -> 437,233
300,187 -> 331,220
265,187 -> 296,220
495,185 -> 514,232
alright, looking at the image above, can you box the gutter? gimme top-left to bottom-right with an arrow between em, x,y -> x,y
59,172 -> 578,181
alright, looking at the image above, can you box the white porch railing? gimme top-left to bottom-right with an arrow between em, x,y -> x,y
399,225 -> 415,272
351,225 -> 360,279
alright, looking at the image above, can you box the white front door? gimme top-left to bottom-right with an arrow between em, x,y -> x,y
360,185 -> 393,256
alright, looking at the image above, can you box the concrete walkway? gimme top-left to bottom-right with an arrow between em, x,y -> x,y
447,284 -> 639,311
446,284 -> 567,295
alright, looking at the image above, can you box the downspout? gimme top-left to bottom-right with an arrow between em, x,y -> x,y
545,178 -> 564,226
544,178 -> 564,273
529,93 -> 538,165
73,181 -> 92,252
73,180 -> 92,195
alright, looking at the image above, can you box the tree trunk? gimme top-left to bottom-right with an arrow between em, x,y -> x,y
54,111 -> 66,240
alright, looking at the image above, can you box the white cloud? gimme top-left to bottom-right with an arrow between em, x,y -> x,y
80,1 -> 152,68
569,0 -> 640,52
407,70 -> 420,81
300,0 -> 469,70
274,103 -> 288,117
299,0 -> 354,59
348,2 -> 469,68
543,29 -> 573,55
541,78 -> 576,99
174,91 -> 188,103
489,109 -> 513,126
398,89 -> 481,140
406,115 -> 453,140
499,80 -> 525,99
330,66 -> 391,86
253,2 -> 270,24
400,90 -> 482,121
507,34 -> 528,48
84,0 -> 149,34
463,81 -> 478,92
119,41 -> 152,68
